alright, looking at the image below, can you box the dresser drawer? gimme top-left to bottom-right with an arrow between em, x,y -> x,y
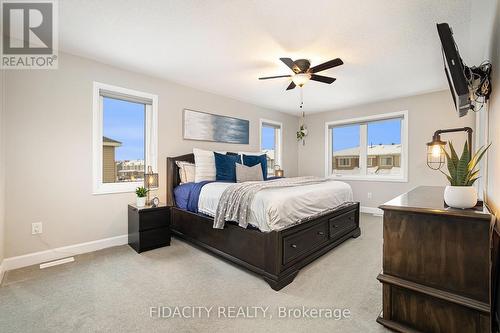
283,222 -> 329,265
329,210 -> 356,239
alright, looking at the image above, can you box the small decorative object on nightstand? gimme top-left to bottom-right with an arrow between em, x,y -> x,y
128,203 -> 170,253
274,164 -> 284,177
135,186 -> 148,207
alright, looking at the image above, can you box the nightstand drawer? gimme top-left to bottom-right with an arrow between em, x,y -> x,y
139,227 -> 170,252
139,209 -> 169,231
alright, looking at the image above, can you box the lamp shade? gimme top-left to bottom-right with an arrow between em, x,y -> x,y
144,166 -> 159,189
426,137 -> 446,170
274,164 -> 284,177
292,73 -> 311,87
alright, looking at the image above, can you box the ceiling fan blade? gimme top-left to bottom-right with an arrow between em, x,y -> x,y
280,58 -> 300,73
286,81 -> 296,90
310,74 -> 336,84
258,75 -> 292,80
310,58 -> 343,73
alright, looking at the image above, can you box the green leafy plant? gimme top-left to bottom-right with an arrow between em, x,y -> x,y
296,125 -> 308,141
441,141 -> 490,186
135,187 -> 149,198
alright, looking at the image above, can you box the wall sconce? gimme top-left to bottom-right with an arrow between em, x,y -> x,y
144,165 -> 158,204
426,127 -> 473,170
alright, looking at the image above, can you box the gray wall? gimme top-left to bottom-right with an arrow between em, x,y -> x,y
297,90 -> 475,208
4,52 -> 299,258
486,1 -> 500,214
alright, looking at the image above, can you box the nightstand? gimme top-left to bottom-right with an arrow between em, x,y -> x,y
128,203 -> 170,253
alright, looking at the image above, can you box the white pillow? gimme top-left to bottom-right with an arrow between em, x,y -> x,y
175,161 -> 196,184
193,148 -> 225,182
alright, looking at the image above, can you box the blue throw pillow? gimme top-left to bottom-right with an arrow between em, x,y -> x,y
214,152 -> 241,182
243,154 -> 268,179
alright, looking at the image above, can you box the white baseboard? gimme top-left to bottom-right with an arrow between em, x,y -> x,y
360,206 -> 384,216
3,234 -> 128,272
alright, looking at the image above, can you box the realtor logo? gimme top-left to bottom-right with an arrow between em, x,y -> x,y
1,0 -> 58,69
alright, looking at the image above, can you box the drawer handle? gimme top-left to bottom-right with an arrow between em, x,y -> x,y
317,231 -> 325,236
332,224 -> 338,228
349,217 -> 354,221
291,244 -> 297,249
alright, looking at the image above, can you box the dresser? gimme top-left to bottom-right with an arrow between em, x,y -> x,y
377,186 -> 498,333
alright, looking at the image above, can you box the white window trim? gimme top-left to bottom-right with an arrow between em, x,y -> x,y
324,110 -> 408,182
259,118 -> 283,168
92,82 -> 158,195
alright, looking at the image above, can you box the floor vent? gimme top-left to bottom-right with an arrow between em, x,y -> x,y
39,257 -> 75,269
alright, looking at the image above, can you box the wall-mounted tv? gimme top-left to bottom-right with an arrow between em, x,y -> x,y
436,23 -> 470,117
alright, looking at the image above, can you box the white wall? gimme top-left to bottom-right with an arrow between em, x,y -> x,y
486,1 -> 500,214
0,68 -> 5,265
297,90 -> 475,208
4,52 -> 299,258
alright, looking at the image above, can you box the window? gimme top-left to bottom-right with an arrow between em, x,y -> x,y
260,119 -> 282,175
379,156 -> 394,167
325,111 -> 408,182
331,124 -> 360,175
337,157 -> 351,167
93,82 -> 158,194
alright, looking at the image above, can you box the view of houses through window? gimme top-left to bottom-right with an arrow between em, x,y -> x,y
260,121 -> 282,175
102,97 -> 146,183
330,116 -> 404,179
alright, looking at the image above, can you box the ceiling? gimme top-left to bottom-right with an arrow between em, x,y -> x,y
59,0 -> 480,114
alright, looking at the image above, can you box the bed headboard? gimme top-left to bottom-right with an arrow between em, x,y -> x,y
166,153 -> 195,206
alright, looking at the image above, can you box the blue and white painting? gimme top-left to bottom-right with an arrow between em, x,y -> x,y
183,109 -> 249,144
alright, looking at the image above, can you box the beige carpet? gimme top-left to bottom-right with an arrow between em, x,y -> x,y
0,214 -> 389,333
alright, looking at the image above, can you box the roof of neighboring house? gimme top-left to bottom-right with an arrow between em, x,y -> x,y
118,159 -> 144,166
103,136 -> 122,147
332,144 -> 401,156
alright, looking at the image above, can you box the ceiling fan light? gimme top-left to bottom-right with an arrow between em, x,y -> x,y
292,73 -> 311,87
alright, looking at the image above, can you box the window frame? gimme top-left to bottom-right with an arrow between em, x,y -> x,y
259,119 -> 283,173
324,110 -> 408,182
92,82 -> 158,195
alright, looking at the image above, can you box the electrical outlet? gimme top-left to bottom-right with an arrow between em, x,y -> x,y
32,222 -> 42,235
367,192 -> 373,199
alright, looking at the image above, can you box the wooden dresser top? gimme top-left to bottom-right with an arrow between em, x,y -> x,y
379,186 -> 492,221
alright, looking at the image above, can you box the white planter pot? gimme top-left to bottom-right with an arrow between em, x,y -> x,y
444,185 -> 477,209
136,197 -> 146,207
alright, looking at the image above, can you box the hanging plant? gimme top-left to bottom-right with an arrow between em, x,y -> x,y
297,124 -> 308,144
297,111 -> 308,145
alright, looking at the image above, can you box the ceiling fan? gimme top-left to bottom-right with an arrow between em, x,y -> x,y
259,57 -> 343,90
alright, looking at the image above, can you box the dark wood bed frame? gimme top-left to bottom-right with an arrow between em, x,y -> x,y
166,154 -> 361,290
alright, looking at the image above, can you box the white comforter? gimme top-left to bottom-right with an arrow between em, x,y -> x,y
198,180 -> 353,232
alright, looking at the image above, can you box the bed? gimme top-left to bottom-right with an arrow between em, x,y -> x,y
166,153 -> 361,290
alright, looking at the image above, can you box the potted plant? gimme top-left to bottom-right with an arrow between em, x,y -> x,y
441,141 -> 490,209
135,187 -> 149,207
